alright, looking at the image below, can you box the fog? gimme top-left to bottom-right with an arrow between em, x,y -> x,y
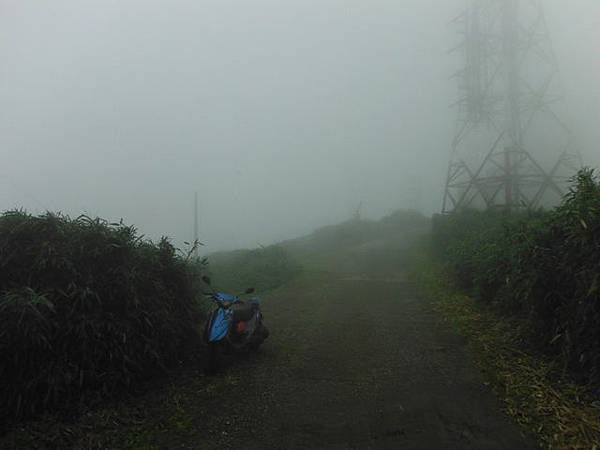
1,0 -> 599,251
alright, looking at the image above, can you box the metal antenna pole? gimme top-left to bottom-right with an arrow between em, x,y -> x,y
193,192 -> 199,259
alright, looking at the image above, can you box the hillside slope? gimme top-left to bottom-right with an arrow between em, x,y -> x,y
1,211 -> 534,449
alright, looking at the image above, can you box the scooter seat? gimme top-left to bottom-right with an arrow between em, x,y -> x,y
232,305 -> 255,322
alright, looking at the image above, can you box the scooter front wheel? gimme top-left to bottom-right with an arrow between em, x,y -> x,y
206,341 -> 223,375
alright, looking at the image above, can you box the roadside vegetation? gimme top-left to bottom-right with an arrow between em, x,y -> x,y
0,211 -> 207,423
413,253 -> 600,449
434,169 -> 600,384
208,244 -> 299,294
308,209 -> 429,253
422,168 -> 600,447
282,209 -> 430,268
206,210 -> 428,293
0,210 -> 301,436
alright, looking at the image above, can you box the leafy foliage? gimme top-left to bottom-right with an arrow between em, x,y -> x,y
434,169 -> 600,384
208,244 -> 298,293
0,211 -> 206,420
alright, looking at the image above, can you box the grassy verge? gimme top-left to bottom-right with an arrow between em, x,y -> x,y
432,170 -> 600,384
411,242 -> 600,449
207,244 -> 300,294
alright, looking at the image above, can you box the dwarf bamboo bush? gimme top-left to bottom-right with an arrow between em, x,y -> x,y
433,169 -> 600,384
0,211 -> 206,420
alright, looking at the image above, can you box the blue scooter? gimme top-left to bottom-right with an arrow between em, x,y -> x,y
202,276 -> 269,373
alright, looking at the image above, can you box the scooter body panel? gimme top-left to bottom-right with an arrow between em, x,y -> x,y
205,307 -> 232,343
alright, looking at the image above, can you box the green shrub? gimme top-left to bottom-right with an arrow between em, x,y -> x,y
0,211 -> 206,420
433,169 -> 600,384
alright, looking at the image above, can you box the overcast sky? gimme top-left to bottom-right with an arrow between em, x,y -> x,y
1,0 -> 599,251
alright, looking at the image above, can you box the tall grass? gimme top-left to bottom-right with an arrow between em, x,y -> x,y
434,169 -> 600,384
208,244 -> 298,293
0,211 -> 206,420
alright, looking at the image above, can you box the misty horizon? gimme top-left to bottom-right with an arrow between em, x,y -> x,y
2,0 -> 599,252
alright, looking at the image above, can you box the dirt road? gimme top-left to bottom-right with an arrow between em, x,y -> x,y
161,243 -> 535,450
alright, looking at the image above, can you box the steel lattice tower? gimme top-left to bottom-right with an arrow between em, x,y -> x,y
442,0 -> 582,213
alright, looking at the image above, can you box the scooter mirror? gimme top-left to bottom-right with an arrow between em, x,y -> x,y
202,276 -> 212,285
245,287 -> 255,294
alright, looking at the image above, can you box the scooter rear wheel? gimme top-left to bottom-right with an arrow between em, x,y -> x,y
248,324 -> 269,351
260,324 -> 269,340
